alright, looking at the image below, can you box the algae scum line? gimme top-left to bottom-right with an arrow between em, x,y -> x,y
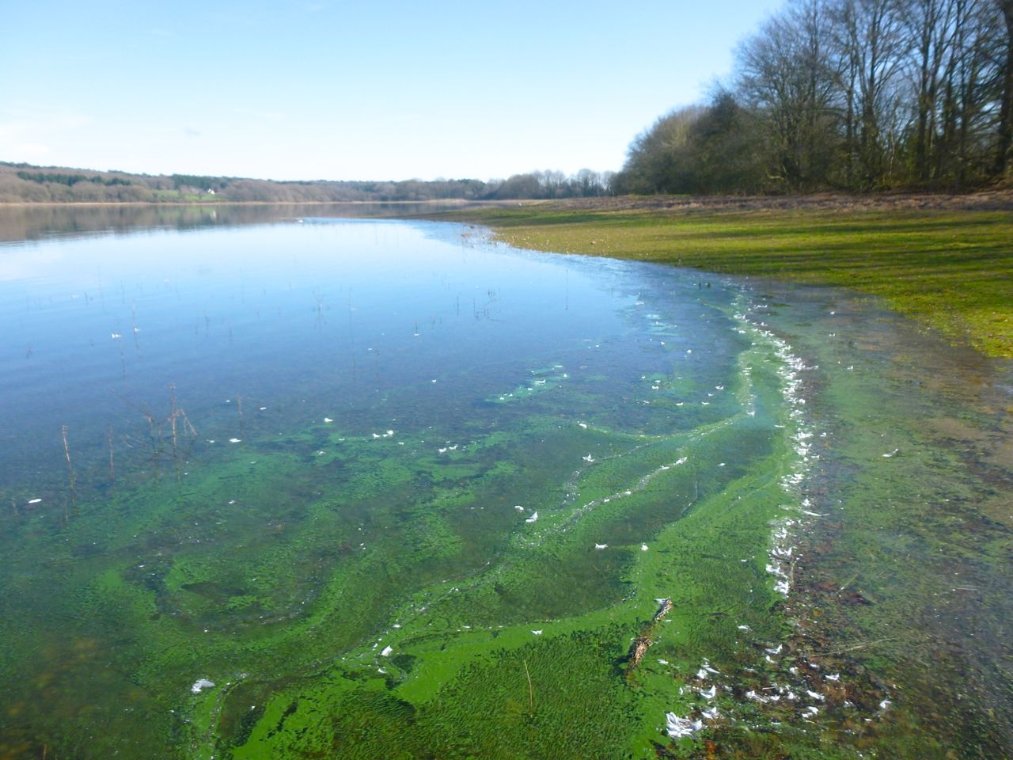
0,211 -> 1008,758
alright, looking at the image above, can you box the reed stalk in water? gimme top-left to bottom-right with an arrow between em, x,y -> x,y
107,426 -> 116,482
61,424 -> 77,514
524,660 -> 534,713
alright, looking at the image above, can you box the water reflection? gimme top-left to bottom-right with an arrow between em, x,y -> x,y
0,202 -> 467,243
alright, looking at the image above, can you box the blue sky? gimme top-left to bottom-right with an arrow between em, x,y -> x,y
1,1 -> 785,181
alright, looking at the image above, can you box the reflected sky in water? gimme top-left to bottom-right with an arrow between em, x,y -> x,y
0,215 -> 740,506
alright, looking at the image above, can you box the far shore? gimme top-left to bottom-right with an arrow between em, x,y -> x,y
2,188 -> 1013,211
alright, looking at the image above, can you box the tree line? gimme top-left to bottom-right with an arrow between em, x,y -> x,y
616,0 -> 1013,194
16,170 -> 132,188
0,163 -> 614,204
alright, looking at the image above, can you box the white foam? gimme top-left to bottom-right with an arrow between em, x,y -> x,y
191,678 -> 215,694
665,712 -> 703,738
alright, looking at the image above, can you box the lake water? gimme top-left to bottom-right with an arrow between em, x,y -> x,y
0,206 -> 1008,758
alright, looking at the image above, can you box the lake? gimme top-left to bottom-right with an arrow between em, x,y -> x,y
0,205 -> 1008,758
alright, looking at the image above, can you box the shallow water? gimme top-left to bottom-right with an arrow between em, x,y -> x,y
750,284 -> 1013,758
0,207 -> 1008,758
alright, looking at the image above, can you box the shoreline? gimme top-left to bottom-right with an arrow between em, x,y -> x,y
2,188 -> 1013,211
426,201 -> 1013,360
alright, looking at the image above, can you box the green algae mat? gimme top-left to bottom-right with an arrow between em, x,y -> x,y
0,210 -> 1008,758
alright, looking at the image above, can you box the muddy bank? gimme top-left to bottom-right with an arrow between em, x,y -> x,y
750,280 -> 1012,757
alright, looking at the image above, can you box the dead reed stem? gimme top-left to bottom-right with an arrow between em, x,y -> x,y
524,660 -> 534,712
61,424 -> 77,515
179,409 -> 198,438
107,426 -> 116,482
168,384 -> 179,459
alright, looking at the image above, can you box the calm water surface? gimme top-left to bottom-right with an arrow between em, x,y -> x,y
0,207 -> 1008,759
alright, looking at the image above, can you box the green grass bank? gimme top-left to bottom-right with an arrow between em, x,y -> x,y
433,200 -> 1013,359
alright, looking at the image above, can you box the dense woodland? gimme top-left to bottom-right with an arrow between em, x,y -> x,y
3,0 -> 1010,202
616,0 -> 1013,193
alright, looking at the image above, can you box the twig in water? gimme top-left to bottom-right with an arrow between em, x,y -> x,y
626,599 -> 674,675
168,384 -> 179,459
143,410 -> 161,453
807,637 -> 896,657
179,409 -> 198,438
827,638 -> 895,655
107,426 -> 116,482
61,425 -> 77,510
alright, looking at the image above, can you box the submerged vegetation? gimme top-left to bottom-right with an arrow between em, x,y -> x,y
0,214 -> 1008,758
0,217 -> 831,757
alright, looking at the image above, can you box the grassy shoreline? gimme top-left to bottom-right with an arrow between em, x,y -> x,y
426,198 -> 1013,359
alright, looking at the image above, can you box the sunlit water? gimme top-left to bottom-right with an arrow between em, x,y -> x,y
0,208 -> 1008,758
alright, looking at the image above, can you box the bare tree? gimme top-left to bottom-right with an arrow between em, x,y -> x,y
617,0 -> 1009,194
831,0 -> 910,186
900,0 -> 955,182
738,0 -> 841,189
996,0 -> 1013,176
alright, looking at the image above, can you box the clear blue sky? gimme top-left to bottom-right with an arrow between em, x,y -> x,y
1,1 -> 785,181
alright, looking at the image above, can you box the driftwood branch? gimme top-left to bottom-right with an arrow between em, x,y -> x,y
626,598 -> 674,673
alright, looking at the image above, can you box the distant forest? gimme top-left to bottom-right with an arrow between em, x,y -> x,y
0,163 -> 614,204
3,0 -> 1010,203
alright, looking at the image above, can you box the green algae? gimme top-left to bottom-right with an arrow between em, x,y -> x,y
180,308 -> 809,759
1,216 -> 1006,759
0,283 -> 840,759
0,321 -> 785,757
